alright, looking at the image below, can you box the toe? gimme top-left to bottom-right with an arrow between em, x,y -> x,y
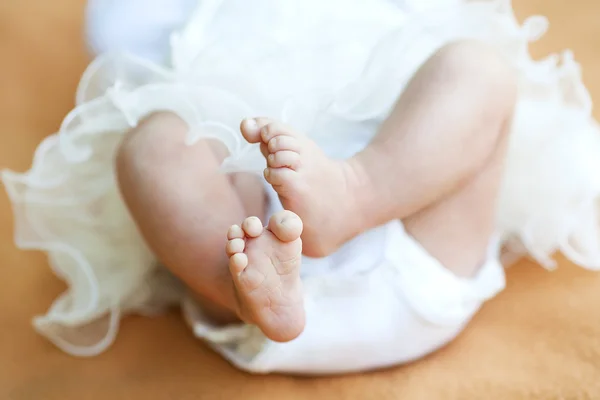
227,224 -> 244,240
267,150 -> 301,169
260,142 -> 270,159
240,118 -> 272,143
242,216 -> 263,238
229,253 -> 249,276
264,167 -> 297,187
268,210 -> 303,242
260,122 -> 297,143
226,238 -> 245,256
267,135 -> 300,153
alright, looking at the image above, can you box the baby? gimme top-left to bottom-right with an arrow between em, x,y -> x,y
5,0 -> 600,374
116,42 -> 515,343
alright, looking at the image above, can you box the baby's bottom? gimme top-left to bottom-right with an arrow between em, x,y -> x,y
116,40 -> 516,342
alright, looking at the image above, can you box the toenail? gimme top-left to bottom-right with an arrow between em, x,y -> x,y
282,215 -> 297,225
264,168 -> 270,178
268,154 -> 275,163
244,118 -> 258,131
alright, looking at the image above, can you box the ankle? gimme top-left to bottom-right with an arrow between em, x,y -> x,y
344,152 -> 381,233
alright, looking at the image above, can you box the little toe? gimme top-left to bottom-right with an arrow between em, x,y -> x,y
267,150 -> 301,169
268,210 -> 303,242
226,238 -> 245,256
241,216 -> 264,238
240,118 -> 272,144
227,224 -> 244,240
229,253 -> 249,276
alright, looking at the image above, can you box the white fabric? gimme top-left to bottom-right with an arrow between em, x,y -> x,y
3,0 -> 600,373
183,185 -> 505,374
85,0 -> 198,63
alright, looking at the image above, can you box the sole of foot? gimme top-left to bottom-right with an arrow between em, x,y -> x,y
226,210 -> 305,342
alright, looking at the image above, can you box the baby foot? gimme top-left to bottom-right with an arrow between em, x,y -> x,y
241,118 -> 365,257
226,210 -> 305,342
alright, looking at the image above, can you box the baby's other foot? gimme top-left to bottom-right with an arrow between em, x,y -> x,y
227,210 -> 304,342
241,118 -> 365,257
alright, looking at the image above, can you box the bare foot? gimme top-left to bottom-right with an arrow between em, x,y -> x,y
240,118 -> 365,257
226,210 -> 305,342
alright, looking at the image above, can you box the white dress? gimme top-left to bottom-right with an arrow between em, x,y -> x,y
4,0 -> 600,374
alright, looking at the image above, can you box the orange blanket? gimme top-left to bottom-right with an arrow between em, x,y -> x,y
2,0 -> 600,398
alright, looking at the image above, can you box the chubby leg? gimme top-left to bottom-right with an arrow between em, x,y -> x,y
116,112 -> 253,322
401,120 -> 510,276
242,40 -> 516,275
360,41 -> 516,275
116,112 -> 305,341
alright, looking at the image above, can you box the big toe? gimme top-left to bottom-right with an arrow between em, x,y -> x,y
268,210 -> 303,242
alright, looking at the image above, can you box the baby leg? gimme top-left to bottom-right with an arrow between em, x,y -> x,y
241,40 -> 516,277
116,112 -> 251,322
116,112 -> 305,341
357,40 -> 516,276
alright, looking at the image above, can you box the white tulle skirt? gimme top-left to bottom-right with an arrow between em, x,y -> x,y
4,0 -> 600,367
